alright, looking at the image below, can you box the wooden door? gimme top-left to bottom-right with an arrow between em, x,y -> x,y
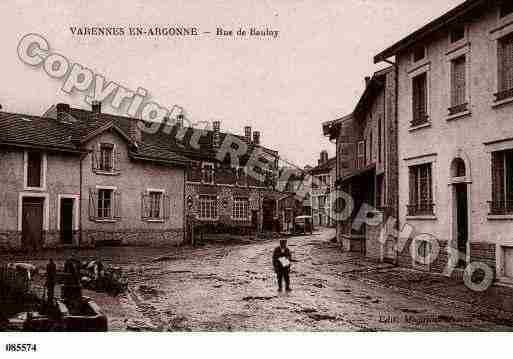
60,198 -> 74,244
22,197 -> 44,251
456,183 -> 468,267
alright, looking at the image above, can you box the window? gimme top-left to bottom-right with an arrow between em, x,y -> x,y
450,56 -> 467,114
500,1 -> 513,18
142,191 -> 170,220
490,149 -> 513,215
202,162 -> 215,184
413,45 -> 426,62
93,143 -> 118,173
27,152 -> 42,188
408,163 -> 434,216
411,73 -> 429,126
98,189 -> 112,218
198,195 -> 217,220
99,143 -> 113,171
450,24 -> 465,43
232,197 -> 249,220
497,34 -> 513,101
318,195 -> 326,211
89,188 -> 121,220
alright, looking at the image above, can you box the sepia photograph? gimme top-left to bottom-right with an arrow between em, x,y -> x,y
1,0 -> 513,357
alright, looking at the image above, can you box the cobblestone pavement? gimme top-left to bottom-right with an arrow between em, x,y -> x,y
94,229 -> 513,331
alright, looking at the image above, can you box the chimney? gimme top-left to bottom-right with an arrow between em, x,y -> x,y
365,76 -> 371,87
244,126 -> 252,143
56,103 -> 70,122
319,150 -> 328,165
213,120 -> 221,148
253,131 -> 260,145
91,100 -> 101,114
129,120 -> 142,145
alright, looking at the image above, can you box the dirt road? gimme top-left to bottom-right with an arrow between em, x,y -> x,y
101,229 -> 512,331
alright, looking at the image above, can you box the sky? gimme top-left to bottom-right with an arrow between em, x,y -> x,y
0,0 -> 464,167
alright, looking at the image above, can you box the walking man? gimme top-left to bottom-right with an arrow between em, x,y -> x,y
272,239 -> 292,292
46,259 -> 56,304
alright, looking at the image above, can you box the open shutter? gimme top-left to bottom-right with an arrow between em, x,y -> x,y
89,188 -> 97,220
91,150 -> 98,171
492,152 -> 505,210
163,194 -> 170,220
141,192 -> 148,219
408,168 -> 416,206
506,152 -> 513,209
114,150 -> 121,172
113,190 -> 122,219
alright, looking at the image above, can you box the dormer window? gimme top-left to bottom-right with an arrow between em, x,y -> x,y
93,143 -> 119,174
202,162 -> 215,184
500,1 -> 513,18
99,143 -> 114,171
413,45 -> 426,63
450,24 -> 465,43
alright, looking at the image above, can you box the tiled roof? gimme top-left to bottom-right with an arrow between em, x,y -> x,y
1,104 -> 279,168
0,109 -> 189,165
59,106 -> 278,164
0,112 -> 80,152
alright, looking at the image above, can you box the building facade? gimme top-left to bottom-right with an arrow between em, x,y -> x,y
324,66 -> 398,261
308,151 -> 336,228
374,0 -> 513,281
0,102 -> 287,251
183,123 -> 284,234
0,102 -> 188,251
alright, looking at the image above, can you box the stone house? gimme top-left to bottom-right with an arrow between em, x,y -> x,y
323,66 -> 398,261
0,102 -> 189,250
183,122 -> 284,234
374,0 -> 513,282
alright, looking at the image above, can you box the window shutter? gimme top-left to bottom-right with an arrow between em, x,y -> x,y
115,150 -> 121,172
499,35 -> 513,92
506,152 -> 513,206
89,188 -> 97,220
92,150 -> 98,171
451,56 -> 466,107
113,190 -> 122,219
492,152 -> 505,206
163,194 -> 170,220
141,192 -> 149,219
409,167 -> 416,205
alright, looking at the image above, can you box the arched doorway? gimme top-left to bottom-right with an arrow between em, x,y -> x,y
449,157 -> 470,267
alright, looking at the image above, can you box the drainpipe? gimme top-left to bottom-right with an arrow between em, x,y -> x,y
78,149 -> 91,248
384,58 -> 400,266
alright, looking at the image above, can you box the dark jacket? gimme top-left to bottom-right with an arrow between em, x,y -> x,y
272,246 -> 292,272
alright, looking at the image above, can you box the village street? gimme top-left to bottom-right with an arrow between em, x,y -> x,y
83,229 -> 512,331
